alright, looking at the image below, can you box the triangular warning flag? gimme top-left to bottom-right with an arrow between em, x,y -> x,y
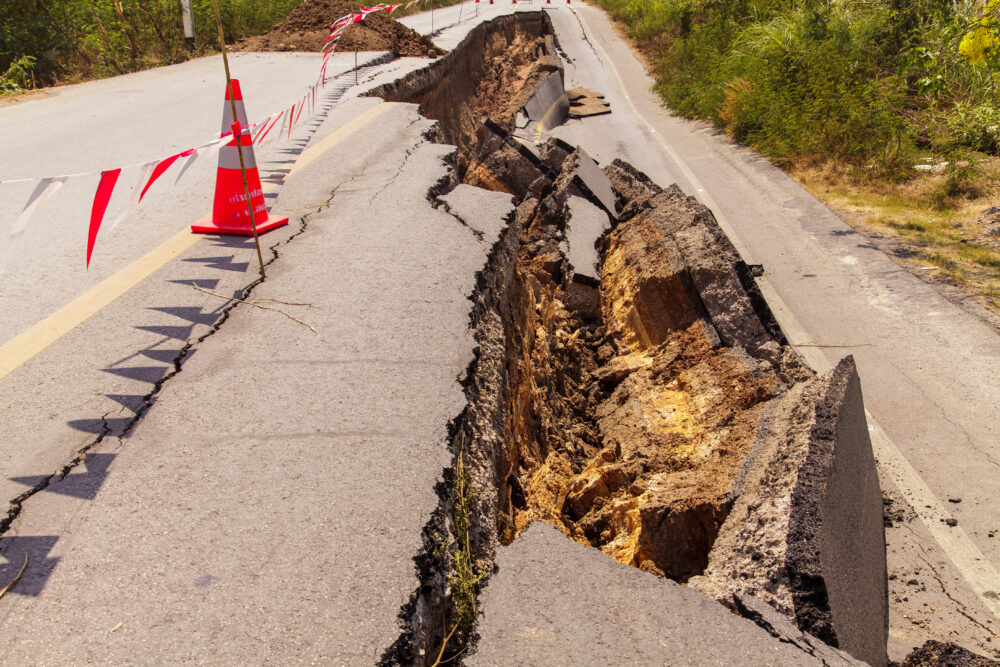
174,148 -> 202,185
108,161 -> 158,232
257,111 -> 284,145
140,149 -> 194,202
87,169 -> 121,268
12,177 -> 68,237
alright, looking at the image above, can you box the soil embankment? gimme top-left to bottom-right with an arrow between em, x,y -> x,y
235,0 -> 444,57
370,12 -> 889,666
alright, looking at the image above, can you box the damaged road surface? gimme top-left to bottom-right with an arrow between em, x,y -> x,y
1,6 -> 971,666
0,97 -> 496,661
370,12 -> 885,666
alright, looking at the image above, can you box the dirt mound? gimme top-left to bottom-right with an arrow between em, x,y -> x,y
235,0 -> 444,57
338,12 -> 445,56
898,641 -> 998,666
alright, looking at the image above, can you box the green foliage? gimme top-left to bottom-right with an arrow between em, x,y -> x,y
446,451 -> 483,638
946,103 -> 1000,154
0,0 -> 304,86
592,0 -> 1000,173
1,56 -> 37,95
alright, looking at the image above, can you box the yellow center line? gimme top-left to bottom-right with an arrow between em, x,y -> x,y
291,101 -> 393,175
0,101 -> 395,381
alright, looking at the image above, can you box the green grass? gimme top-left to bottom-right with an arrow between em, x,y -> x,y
959,243 -> 1000,269
428,447 -> 484,663
447,450 -> 483,637
885,219 -> 929,232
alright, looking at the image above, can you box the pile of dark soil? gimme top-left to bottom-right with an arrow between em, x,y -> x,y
897,640 -> 998,666
235,0 -> 444,57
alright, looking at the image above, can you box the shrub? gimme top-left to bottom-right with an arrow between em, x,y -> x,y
593,0 -> 1000,174
0,55 -> 36,95
947,103 -> 1000,154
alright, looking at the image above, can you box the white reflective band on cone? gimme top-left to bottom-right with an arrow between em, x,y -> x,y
218,144 -> 258,170
221,95 -> 250,131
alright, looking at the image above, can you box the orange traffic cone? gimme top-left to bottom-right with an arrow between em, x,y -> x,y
192,79 -> 288,236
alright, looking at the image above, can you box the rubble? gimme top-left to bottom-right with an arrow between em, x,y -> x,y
367,12 -> 889,665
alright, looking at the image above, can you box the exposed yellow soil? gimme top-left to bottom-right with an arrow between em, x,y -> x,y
503,196 -> 777,581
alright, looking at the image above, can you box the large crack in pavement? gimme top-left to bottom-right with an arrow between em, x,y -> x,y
0,12 -> 909,665
369,11 -> 892,666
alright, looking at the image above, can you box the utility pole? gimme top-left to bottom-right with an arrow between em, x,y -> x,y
180,0 -> 196,51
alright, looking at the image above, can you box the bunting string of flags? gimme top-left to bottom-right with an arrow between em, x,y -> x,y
0,0 -> 449,267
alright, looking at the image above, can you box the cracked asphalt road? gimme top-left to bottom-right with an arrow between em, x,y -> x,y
542,4 -> 1000,658
0,97 -> 495,661
0,2 -> 997,662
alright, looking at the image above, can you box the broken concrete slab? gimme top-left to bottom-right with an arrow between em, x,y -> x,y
465,120 -> 550,195
692,357 -> 889,667
512,135 -> 543,160
605,161 -> 774,353
565,195 -> 609,284
731,592 -> 872,666
524,72 -> 569,125
572,146 -> 617,219
470,522 -> 862,666
566,86 -> 605,101
521,70 -> 570,137
568,97 -> 612,118
567,86 -> 611,118
438,183 -> 516,247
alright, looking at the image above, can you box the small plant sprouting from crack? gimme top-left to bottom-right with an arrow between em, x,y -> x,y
435,446 -> 484,662
450,449 -> 483,634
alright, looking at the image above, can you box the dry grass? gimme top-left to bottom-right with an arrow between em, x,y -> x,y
791,156 -> 1000,316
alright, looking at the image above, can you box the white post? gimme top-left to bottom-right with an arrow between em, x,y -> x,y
180,0 -> 195,50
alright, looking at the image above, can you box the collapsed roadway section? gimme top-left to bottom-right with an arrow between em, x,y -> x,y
371,11 -> 887,666
0,10 -> 889,666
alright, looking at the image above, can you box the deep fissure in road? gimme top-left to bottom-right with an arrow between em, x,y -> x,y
372,12 -> 888,666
